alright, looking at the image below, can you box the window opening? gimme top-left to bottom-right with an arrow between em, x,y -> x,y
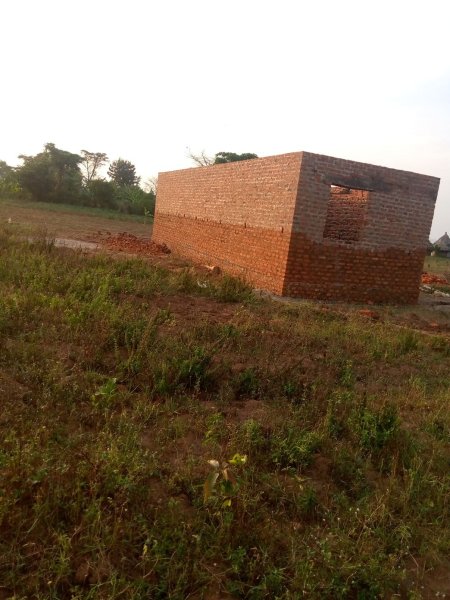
323,185 -> 369,243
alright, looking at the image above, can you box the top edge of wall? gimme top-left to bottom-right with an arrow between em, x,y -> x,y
158,151 -> 440,182
157,152 -> 304,176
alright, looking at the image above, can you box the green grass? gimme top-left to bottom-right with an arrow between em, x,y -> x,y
0,225 -> 449,599
0,196 -> 151,223
423,254 -> 450,276
423,255 -> 450,294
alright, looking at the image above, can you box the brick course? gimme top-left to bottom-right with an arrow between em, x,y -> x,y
152,151 -> 440,304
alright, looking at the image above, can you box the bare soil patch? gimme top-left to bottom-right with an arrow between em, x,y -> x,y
98,231 -> 169,255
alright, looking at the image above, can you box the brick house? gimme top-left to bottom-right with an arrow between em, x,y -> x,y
152,152 -> 440,304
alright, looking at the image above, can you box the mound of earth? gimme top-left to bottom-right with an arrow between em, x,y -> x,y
98,232 -> 170,255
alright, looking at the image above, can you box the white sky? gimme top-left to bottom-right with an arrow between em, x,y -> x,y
1,0 -> 449,238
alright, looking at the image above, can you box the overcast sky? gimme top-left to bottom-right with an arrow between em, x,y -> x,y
1,0 -> 449,238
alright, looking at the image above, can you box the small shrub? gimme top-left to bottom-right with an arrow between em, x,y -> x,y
212,274 -> 254,303
84,179 -> 116,209
424,417 -> 449,442
396,330 -> 419,354
339,359 -> 354,388
238,419 -> 268,456
325,391 -> 353,439
154,346 -> 215,395
282,380 -> 313,405
270,428 -> 321,470
353,403 -> 399,454
91,377 -> 118,410
203,453 -> 247,507
176,346 -> 213,390
204,412 -> 226,445
331,447 -> 370,499
430,335 -> 450,356
296,485 -> 319,518
173,269 -> 199,294
114,185 -> 155,216
233,367 -> 260,399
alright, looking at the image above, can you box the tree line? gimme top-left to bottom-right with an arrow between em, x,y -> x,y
0,144 -> 155,216
0,146 -> 259,216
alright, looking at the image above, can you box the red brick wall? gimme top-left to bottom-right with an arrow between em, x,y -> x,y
152,152 -> 440,304
153,214 -> 291,294
283,233 -> 424,303
323,187 -> 369,243
294,153 -> 439,250
154,153 -> 302,230
152,153 -> 302,293
284,152 -> 440,303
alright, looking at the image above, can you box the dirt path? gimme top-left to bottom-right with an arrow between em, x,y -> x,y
54,238 -> 100,250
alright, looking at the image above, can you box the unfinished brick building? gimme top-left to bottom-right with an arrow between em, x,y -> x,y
152,152 -> 440,304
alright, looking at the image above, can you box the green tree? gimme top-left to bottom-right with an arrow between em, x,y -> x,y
17,143 -> 82,204
214,152 -> 258,164
0,160 -> 22,198
0,160 -> 14,179
80,150 -> 109,183
17,153 -> 50,202
188,149 -> 258,167
113,185 -> 155,216
84,179 -> 116,209
107,159 -> 140,187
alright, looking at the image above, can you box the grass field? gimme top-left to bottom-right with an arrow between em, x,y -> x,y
424,254 -> 450,275
0,198 -> 152,241
423,254 -> 450,295
0,222 -> 449,599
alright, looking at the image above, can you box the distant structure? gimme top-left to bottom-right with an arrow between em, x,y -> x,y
434,232 -> 450,257
152,152 -> 440,304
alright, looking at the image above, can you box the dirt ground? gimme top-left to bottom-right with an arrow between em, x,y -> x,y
0,200 -> 152,240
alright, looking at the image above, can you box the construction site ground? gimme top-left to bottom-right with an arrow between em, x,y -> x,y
2,197 -> 449,334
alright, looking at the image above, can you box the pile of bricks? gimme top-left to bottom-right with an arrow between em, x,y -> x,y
100,232 -> 170,256
421,272 -> 448,285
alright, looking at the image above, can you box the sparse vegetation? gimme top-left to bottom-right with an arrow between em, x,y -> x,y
0,224 -> 449,598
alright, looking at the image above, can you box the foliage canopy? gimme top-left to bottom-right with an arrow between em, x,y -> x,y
17,143 -> 82,204
188,149 -> 259,167
214,151 -> 258,164
108,159 -> 140,187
